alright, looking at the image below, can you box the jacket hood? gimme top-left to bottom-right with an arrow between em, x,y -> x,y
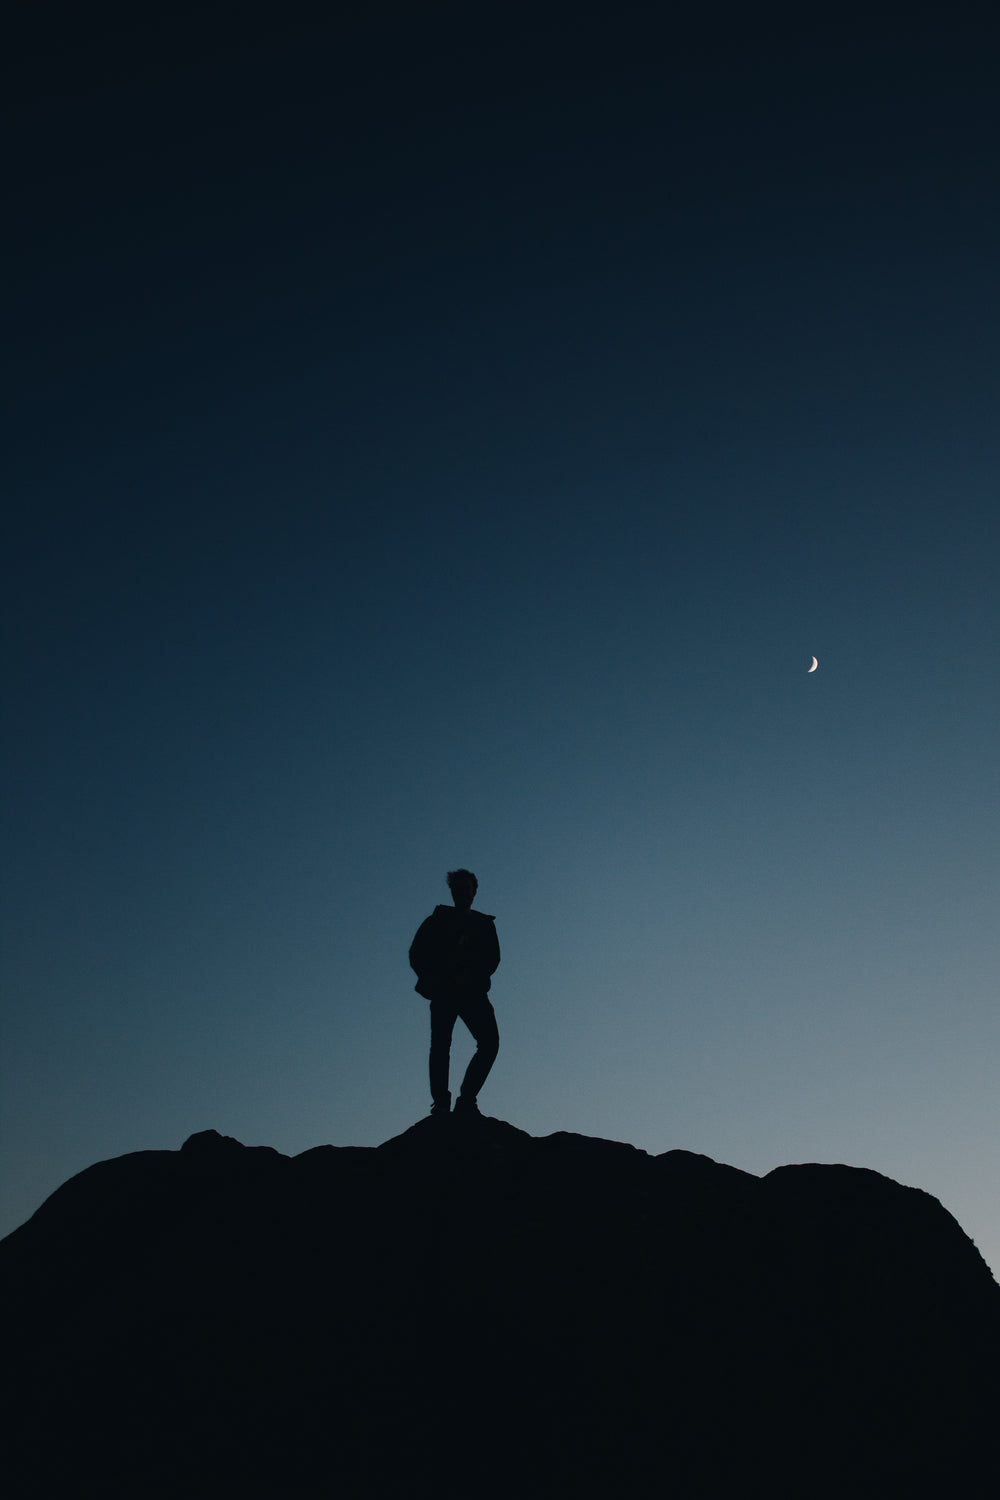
433,904 -> 496,921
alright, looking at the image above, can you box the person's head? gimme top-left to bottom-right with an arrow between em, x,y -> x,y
446,868 -> 478,910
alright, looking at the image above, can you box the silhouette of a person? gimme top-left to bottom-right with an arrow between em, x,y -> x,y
409,869 -> 500,1117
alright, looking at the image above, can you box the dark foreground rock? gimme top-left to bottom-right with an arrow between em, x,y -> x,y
3,1118 -> 998,1498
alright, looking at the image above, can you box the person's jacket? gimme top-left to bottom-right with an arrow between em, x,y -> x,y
409,905 -> 501,999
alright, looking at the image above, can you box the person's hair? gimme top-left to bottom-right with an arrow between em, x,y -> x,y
446,868 -> 478,894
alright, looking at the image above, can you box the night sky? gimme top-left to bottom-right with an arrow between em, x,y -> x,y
4,3 -> 998,1275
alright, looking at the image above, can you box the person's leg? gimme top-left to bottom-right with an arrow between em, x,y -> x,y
429,996 -> 459,1111
455,993 -> 499,1105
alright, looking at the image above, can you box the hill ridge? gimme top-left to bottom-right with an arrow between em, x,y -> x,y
3,1118 -> 998,1497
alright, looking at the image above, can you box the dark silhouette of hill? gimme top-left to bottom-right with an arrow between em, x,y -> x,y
3,1117 -> 998,1498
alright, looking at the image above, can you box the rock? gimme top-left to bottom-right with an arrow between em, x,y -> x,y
2,1116 -> 997,1498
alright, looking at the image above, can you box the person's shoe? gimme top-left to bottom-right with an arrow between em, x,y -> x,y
453,1095 -> 481,1118
430,1094 -> 451,1117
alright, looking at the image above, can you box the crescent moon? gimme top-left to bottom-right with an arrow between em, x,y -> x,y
808,656 -> 818,672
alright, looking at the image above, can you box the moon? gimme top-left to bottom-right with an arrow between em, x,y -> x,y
808,655 -> 818,672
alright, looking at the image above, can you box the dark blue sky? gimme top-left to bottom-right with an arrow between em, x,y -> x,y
4,2 -> 998,1272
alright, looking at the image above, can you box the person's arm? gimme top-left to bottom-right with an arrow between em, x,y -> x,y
476,918 -> 500,980
410,913 -> 450,993
409,916 -> 435,978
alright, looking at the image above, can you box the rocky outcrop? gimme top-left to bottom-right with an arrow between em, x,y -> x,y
3,1118 -> 998,1497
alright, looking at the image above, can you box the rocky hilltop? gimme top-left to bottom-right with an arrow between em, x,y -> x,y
3,1117 -> 998,1498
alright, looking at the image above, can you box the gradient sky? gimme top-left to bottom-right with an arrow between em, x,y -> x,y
4,3 -> 998,1276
